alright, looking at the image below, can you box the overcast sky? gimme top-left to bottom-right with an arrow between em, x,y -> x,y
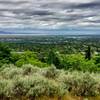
0,0 -> 100,34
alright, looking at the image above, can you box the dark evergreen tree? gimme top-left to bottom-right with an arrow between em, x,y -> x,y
85,46 -> 91,60
0,43 -> 11,60
0,43 -> 12,67
47,50 -> 61,68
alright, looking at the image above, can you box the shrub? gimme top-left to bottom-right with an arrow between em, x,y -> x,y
22,64 -> 40,75
11,75 -> 66,98
42,65 -> 60,79
11,76 -> 31,97
0,65 -> 23,79
0,79 -> 13,98
0,65 -> 100,99
0,64 -> 16,71
26,76 -> 66,97
57,71 -> 100,96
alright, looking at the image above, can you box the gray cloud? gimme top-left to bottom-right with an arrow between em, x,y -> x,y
0,1 -> 28,5
0,0 -> 100,28
74,1 -> 100,9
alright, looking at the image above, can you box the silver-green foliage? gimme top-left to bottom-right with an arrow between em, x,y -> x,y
0,64 -> 100,98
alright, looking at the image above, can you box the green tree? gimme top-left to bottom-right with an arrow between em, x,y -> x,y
85,46 -> 91,60
47,50 -> 61,68
15,51 -> 48,67
0,43 -> 11,66
0,43 -> 11,60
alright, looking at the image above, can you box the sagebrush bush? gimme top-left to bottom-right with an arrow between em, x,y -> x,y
0,79 -> 13,98
12,76 -> 31,97
0,64 -> 100,99
22,64 -> 40,75
57,71 -> 100,96
42,65 -> 60,79
11,75 -> 66,98
0,67 -> 23,79
0,64 -> 16,71
26,76 -> 66,97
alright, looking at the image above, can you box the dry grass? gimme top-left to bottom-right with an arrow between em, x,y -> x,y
0,95 -> 100,100
32,95 -> 100,100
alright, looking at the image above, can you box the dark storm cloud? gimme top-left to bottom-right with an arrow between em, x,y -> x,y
12,10 -> 54,16
0,0 -> 100,28
0,1 -> 28,4
41,1 -> 100,10
75,1 -> 100,9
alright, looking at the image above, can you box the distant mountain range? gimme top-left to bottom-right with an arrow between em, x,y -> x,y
0,30 -> 100,36
0,31 -> 14,34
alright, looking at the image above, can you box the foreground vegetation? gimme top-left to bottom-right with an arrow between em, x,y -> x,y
0,36 -> 100,100
0,64 -> 100,100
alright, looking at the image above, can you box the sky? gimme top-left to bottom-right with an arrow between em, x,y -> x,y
0,0 -> 100,35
